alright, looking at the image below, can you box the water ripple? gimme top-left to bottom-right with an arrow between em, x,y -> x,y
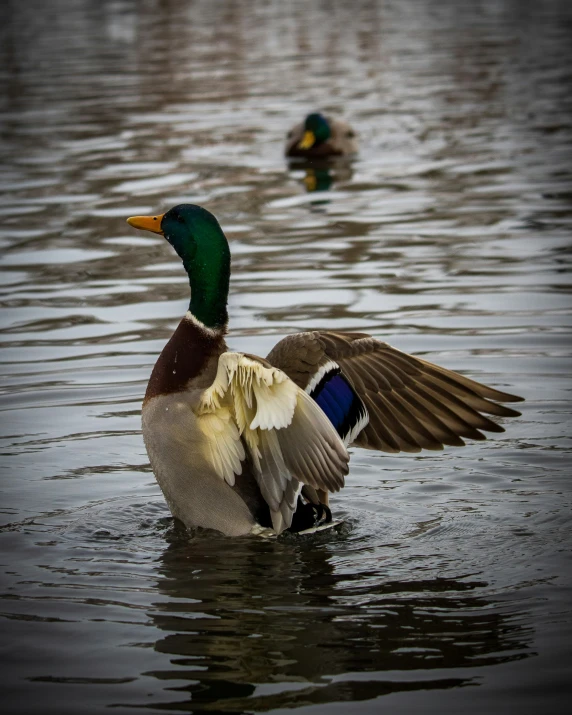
1,0 -> 571,713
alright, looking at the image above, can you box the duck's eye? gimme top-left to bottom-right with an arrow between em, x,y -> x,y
176,214 -> 185,224
287,130 -> 293,138
346,130 -> 355,138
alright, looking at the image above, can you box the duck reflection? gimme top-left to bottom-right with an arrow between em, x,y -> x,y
288,158 -> 354,195
303,167 -> 334,193
145,524 -> 532,712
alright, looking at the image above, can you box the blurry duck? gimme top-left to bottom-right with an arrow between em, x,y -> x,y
127,204 -> 523,538
285,112 -> 358,158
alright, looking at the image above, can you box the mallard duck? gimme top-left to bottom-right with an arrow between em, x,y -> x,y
127,204 -> 523,537
285,112 -> 358,158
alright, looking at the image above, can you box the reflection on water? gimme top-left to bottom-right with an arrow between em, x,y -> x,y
147,527 -> 531,712
302,166 -> 335,193
287,159 -> 354,194
1,0 -> 572,713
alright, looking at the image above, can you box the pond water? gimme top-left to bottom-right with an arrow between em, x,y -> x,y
1,0 -> 571,713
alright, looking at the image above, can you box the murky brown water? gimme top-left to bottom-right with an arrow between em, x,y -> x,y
1,0 -> 572,713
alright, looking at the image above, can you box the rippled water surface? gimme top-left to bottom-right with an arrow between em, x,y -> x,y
1,1 -> 572,713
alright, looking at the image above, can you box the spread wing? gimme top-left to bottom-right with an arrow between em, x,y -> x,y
197,352 -> 349,533
266,331 -> 523,454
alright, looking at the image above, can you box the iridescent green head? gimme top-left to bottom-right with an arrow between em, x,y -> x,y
127,204 -> 230,329
298,113 -> 332,149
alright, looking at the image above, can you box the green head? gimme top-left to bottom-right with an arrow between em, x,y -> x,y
298,113 -> 332,149
127,204 -> 230,329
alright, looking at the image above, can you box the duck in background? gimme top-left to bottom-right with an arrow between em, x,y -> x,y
285,112 -> 358,159
127,204 -> 523,538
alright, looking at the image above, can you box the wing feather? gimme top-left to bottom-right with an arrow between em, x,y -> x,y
197,409 -> 245,486
266,331 -> 522,453
198,352 -> 348,533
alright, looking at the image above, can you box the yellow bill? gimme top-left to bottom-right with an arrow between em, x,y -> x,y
126,213 -> 165,234
298,130 -> 316,150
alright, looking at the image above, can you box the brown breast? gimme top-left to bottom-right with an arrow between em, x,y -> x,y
143,316 -> 226,405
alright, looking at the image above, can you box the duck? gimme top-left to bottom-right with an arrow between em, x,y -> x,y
127,204 -> 523,538
285,112 -> 358,158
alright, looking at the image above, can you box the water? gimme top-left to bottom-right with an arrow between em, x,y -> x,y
1,0 -> 571,712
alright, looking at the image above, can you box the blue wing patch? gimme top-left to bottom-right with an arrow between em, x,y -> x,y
309,366 -> 368,444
